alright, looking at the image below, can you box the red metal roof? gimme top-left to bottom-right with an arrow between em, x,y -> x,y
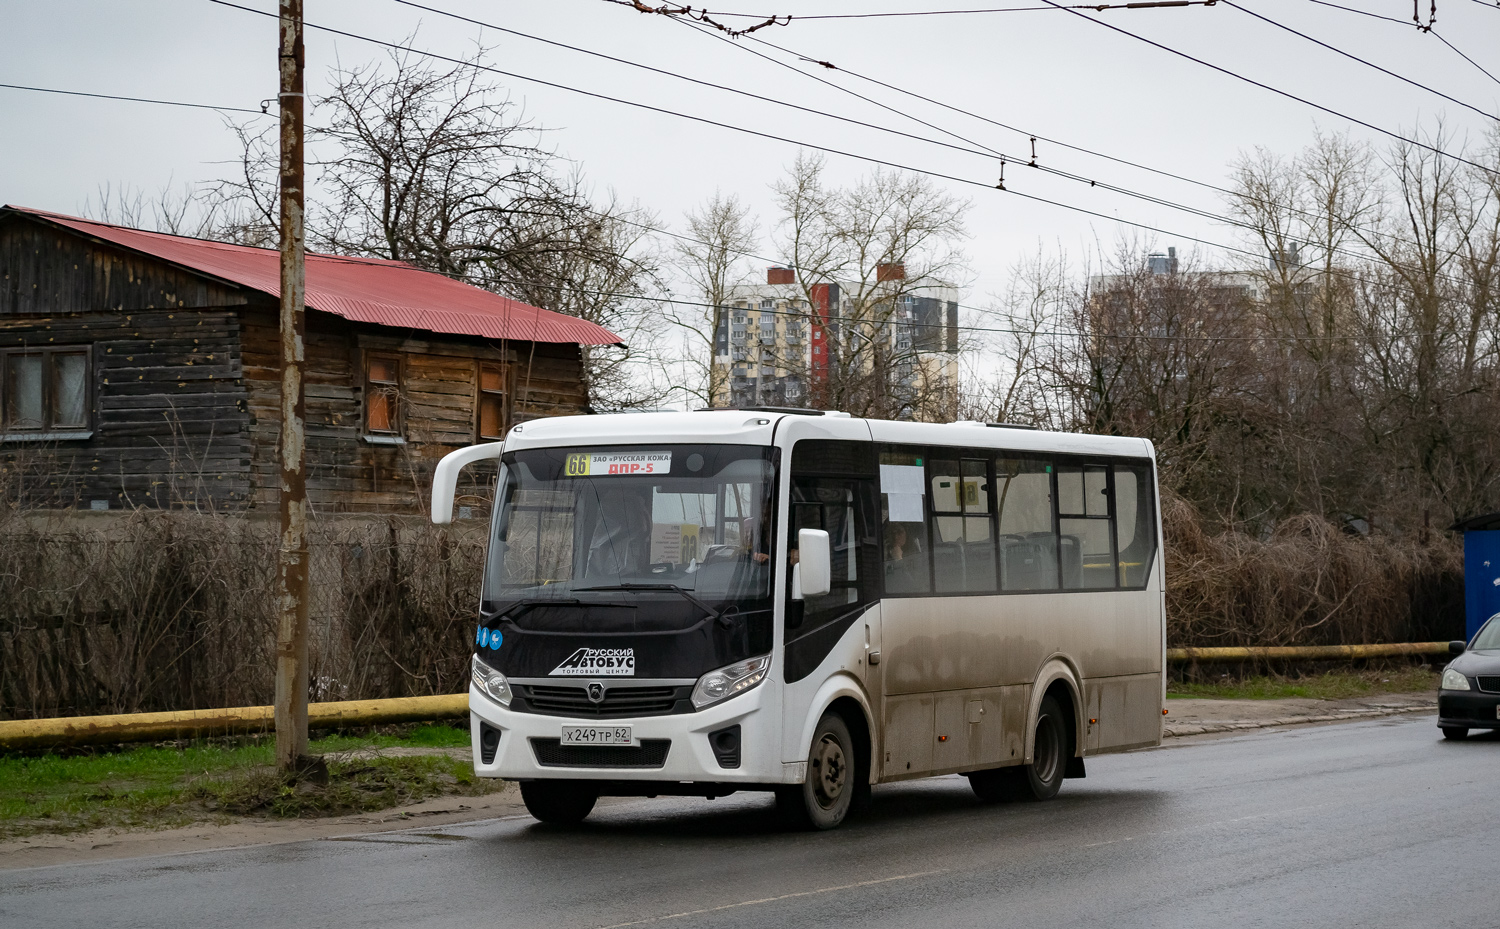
6,206 -> 622,345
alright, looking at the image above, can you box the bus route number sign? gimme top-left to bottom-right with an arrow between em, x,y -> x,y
564,451 -> 672,477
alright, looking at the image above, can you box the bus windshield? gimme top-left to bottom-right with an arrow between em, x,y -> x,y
484,444 -> 776,613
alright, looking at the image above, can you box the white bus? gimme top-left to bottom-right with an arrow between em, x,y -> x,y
432,409 -> 1165,829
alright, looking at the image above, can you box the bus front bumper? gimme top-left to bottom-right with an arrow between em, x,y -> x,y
468,684 -> 792,785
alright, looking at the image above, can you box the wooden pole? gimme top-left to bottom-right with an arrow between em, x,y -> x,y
274,0 -> 311,774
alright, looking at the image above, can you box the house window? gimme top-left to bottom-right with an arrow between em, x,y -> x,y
477,364 -> 507,441
1,347 -> 91,437
364,352 -> 403,435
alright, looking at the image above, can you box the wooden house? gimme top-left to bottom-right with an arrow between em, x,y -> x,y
0,206 -> 619,512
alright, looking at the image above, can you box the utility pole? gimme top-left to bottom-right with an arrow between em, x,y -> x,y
273,0 -> 311,775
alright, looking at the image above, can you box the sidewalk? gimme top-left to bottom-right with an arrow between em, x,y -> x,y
1164,691 -> 1437,738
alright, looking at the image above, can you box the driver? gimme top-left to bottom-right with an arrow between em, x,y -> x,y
583,494 -> 651,578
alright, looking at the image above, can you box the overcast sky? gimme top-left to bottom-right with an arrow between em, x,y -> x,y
5,0 -> 1499,304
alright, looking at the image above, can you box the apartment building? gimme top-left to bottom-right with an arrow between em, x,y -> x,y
711,266 -> 960,416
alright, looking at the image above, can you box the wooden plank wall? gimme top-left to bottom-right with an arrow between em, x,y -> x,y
0,217 -> 253,509
239,307 -> 589,513
0,216 -> 243,315
1,214 -> 594,514
0,309 -> 252,509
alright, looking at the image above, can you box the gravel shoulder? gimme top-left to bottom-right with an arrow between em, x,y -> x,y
0,691 -> 1440,870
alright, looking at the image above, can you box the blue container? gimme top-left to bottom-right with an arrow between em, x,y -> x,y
1454,513 -> 1500,641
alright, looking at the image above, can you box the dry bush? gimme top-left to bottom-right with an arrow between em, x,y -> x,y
0,508 -> 484,721
1163,490 -> 1464,648
0,487 -> 1465,720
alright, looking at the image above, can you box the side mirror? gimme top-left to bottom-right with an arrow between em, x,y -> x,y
431,441 -> 504,524
795,529 -> 831,599
1449,640 -> 1467,655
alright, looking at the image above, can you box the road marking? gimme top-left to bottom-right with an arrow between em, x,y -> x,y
593,869 -> 948,929
1081,802 -> 1333,848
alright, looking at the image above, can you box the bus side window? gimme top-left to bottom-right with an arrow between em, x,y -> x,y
879,451 -> 930,594
929,458 -> 996,593
994,458 -> 1058,591
1113,462 -> 1157,588
1057,464 -> 1116,589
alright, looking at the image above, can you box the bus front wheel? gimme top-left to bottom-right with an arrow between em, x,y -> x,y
778,713 -> 856,830
520,780 -> 598,825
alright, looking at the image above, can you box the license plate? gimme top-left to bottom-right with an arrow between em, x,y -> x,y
561,725 -> 632,746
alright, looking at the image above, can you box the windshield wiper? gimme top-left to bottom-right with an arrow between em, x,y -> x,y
484,596 -> 582,625
572,583 -> 731,627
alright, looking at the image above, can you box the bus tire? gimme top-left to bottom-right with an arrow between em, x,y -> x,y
779,713 -> 857,830
967,766 -> 1025,803
520,780 -> 598,824
1022,694 -> 1070,801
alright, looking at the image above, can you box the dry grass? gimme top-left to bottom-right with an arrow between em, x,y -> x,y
0,507 -> 485,720
0,486 -> 1465,721
1162,492 -> 1464,648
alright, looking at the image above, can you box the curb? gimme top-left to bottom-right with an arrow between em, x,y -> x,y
1163,702 -> 1436,738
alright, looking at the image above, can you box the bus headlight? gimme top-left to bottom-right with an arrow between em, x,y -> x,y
1441,668 -> 1471,692
692,655 -> 770,710
472,654 -> 513,707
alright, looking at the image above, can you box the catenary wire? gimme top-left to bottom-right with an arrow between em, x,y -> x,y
205,0 -> 1317,267
1031,0 -> 1500,175
1221,0 -> 1499,121
605,0 -> 1221,20
209,0 -> 1482,291
1300,0 -> 1500,88
674,11 -> 1481,278
397,0 -> 1476,282
733,27 -> 1474,268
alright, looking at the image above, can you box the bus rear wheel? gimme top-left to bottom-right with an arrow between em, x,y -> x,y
968,694 -> 1071,803
778,713 -> 856,830
520,780 -> 598,824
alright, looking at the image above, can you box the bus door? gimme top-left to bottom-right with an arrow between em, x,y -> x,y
780,473 -> 880,757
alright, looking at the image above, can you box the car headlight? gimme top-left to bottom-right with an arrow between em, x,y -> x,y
692,655 -> 770,710
471,654 -> 513,706
1441,668 -> 1471,692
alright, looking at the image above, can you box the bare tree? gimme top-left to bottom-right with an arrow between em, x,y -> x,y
959,248 -> 1071,427
204,43 -> 666,410
772,153 -> 970,419
669,192 -> 760,408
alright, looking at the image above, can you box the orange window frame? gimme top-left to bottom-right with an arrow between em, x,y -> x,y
364,352 -> 404,435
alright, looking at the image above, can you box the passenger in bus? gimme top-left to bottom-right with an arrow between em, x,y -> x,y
883,521 -> 925,592
886,522 -> 909,561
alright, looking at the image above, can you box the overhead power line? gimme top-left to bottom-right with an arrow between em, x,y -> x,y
1221,0 -> 1498,120
0,81 -> 270,116
1302,0 -> 1500,89
392,0 -> 1473,281
1031,0 -> 1500,176
294,246 -> 1413,345
602,0 -> 1217,38
675,11 -> 1482,278
605,0 -> 1220,21
725,24 -> 1486,271
208,0 -> 1481,290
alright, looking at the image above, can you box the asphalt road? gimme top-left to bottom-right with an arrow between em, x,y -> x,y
3,715 -> 1496,929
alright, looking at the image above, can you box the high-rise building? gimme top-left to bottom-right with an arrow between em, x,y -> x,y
710,267 -> 959,417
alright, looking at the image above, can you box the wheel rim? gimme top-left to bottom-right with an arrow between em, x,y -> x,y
810,733 -> 847,810
1033,712 -> 1061,784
